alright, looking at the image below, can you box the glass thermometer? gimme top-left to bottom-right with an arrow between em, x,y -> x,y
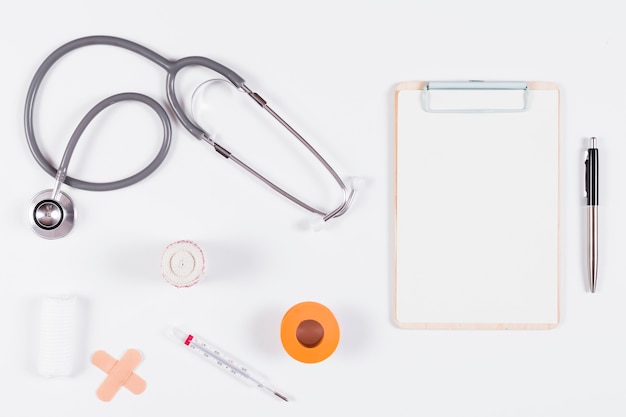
171,327 -> 288,402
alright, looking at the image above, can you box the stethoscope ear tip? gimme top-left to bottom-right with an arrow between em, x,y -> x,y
309,216 -> 326,232
347,176 -> 365,192
29,189 -> 75,239
307,176 -> 364,232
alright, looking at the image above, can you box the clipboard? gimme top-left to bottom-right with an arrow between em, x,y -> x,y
394,81 -> 560,330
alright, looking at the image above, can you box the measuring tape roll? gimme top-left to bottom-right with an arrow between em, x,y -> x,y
280,301 -> 340,363
161,240 -> 205,287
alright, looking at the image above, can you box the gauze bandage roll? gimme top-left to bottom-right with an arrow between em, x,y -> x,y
161,240 -> 205,287
38,295 -> 81,377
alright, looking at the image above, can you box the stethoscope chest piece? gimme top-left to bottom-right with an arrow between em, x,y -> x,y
29,189 -> 75,239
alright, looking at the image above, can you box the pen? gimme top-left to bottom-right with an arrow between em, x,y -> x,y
585,137 -> 599,293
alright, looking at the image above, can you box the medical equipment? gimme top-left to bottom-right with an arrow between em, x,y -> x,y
25,35 -> 356,239
92,349 -> 146,402
161,240 -> 205,288
171,327 -> 288,402
280,301 -> 340,363
38,295 -> 81,377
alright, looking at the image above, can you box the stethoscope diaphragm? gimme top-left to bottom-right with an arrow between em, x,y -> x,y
29,189 -> 75,239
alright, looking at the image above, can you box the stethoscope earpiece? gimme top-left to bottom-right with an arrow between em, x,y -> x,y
29,189 -> 75,239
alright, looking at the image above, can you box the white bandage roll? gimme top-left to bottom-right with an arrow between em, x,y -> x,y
161,240 -> 205,287
38,295 -> 80,378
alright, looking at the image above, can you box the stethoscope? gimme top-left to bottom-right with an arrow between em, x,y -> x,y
25,36 -> 355,239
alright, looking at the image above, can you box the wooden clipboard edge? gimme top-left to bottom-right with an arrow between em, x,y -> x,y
394,322 -> 559,330
392,81 -> 561,330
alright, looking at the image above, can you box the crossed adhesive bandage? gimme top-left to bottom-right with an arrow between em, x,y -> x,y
92,349 -> 146,402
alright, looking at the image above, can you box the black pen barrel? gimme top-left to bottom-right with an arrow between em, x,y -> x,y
586,148 -> 599,206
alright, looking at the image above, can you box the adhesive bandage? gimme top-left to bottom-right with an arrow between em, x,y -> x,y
92,349 -> 146,401
161,240 -> 205,287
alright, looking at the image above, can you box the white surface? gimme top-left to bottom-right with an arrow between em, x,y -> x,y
0,1 -> 624,416
396,88 -> 559,327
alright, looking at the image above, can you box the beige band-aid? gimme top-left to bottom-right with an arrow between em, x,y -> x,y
92,349 -> 146,402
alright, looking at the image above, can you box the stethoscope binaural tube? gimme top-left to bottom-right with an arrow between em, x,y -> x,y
25,36 -> 355,239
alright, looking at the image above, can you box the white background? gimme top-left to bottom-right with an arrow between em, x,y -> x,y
0,1 -> 624,416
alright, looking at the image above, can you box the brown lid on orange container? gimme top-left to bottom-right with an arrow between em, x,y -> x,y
280,301 -> 340,363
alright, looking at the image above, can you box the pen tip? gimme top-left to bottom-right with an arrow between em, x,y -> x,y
275,392 -> 289,402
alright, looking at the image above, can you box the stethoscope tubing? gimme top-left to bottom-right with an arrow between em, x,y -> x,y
24,35 -> 245,192
25,35 -> 354,223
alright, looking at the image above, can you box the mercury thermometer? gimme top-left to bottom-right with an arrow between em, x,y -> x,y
171,327 -> 288,402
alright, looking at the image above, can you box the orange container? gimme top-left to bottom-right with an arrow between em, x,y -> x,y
280,301 -> 340,363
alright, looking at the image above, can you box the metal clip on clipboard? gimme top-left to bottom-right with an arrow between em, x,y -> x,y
422,81 -> 529,113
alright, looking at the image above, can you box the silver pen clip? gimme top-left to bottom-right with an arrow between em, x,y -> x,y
583,151 -> 589,198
